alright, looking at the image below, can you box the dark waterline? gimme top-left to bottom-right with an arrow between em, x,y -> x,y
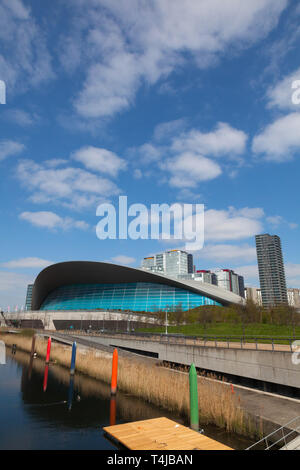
0,348 -> 254,450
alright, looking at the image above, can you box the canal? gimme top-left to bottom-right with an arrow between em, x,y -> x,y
0,348 -> 253,450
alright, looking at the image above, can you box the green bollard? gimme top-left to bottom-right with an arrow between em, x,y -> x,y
189,363 -> 199,431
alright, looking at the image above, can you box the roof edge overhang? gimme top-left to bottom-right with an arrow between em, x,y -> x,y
31,261 -> 245,310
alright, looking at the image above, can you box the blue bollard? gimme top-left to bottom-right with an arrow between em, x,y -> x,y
70,341 -> 77,375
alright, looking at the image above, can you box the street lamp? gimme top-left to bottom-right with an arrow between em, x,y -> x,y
165,308 -> 170,335
127,314 -> 130,333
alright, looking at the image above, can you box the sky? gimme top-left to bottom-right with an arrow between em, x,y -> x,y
1,0 -> 300,309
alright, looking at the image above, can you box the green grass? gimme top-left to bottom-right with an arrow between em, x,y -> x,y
137,322 -> 300,343
19,328 -> 36,337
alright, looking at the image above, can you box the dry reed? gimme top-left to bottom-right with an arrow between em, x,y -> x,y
1,331 -> 253,436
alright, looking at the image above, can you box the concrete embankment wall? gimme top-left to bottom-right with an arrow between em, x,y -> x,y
1,311 -> 157,330
75,335 -> 300,389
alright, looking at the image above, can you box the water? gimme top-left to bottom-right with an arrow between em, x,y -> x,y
0,348 -> 253,450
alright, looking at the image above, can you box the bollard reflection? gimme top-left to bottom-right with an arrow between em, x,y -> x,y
28,354 -> 34,380
43,364 -> 49,392
28,335 -> 36,380
109,396 -> 117,426
67,374 -> 74,411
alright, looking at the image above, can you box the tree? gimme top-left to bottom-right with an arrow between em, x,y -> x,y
173,303 -> 184,326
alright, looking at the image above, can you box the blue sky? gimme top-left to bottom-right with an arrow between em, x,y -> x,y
1,0 -> 300,309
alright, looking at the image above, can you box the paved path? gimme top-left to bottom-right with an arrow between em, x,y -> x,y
63,330 -> 295,352
230,384 -> 300,429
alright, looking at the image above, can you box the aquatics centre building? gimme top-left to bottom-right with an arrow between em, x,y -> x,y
30,261 -> 245,313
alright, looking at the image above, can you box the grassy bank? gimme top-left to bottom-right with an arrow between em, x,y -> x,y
1,329 -> 256,437
138,322 -> 300,342
149,302 -> 300,342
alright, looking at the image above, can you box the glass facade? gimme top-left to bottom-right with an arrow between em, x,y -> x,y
40,282 -> 222,312
25,284 -> 33,311
141,250 -> 193,277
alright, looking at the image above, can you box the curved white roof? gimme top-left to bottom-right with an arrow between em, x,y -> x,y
32,261 -> 246,309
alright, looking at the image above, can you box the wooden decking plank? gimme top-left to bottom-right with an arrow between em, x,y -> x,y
103,417 -> 232,450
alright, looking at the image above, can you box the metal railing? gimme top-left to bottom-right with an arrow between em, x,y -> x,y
58,329 -> 299,352
246,416 -> 300,450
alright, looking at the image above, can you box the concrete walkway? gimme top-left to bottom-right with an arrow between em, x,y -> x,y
230,383 -> 300,432
281,435 -> 300,450
110,332 -> 296,352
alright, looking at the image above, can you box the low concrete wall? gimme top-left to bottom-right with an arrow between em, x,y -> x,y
77,334 -> 300,389
2,310 -> 157,330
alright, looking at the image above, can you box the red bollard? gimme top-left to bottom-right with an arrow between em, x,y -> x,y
110,348 -> 118,395
231,384 -> 235,394
45,337 -> 51,364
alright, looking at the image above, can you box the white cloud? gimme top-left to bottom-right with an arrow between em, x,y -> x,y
233,265 -> 259,285
131,143 -> 163,165
227,207 -> 265,219
171,122 -> 248,159
0,140 -> 24,161
1,257 -> 53,269
16,159 -> 121,210
2,108 -> 39,126
266,215 -> 299,230
133,169 -> 142,179
160,206 -> 264,248
0,0 -> 54,92
287,279 -> 300,288
44,159 -> 68,168
111,255 -> 136,265
266,215 -> 284,226
286,263 -> 300,278
267,66 -> 300,110
252,112 -> 300,161
153,119 -> 187,142
63,0 -> 288,120
233,263 -> 300,288
0,272 -> 32,293
175,188 -> 202,202
72,146 -> 127,176
0,270 -> 33,309
199,244 -> 257,263
75,52 -> 141,119
3,0 -> 30,20
19,211 -> 89,231
285,263 -> 300,288
204,207 -> 264,242
162,152 -> 222,188
132,121 -> 248,188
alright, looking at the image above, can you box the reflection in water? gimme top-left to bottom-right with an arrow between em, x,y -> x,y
11,348 -> 181,433
67,375 -> 74,411
28,353 -> 34,381
1,348 -> 254,450
30,335 -> 36,360
109,396 -> 116,426
43,364 -> 49,392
